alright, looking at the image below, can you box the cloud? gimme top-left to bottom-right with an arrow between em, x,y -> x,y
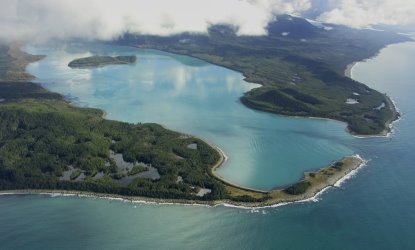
1,0 -> 414,43
0,0 -> 311,43
316,0 -> 415,28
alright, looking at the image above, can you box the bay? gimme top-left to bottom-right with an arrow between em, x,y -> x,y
1,41 -> 414,249
24,42 -> 353,190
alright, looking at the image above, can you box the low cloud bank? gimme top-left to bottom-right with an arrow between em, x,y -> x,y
0,0 -> 310,43
0,0 -> 414,43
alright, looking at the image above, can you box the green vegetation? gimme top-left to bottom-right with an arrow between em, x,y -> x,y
0,44 -> 232,200
0,78 -> 364,205
221,156 -> 363,206
284,181 -> 311,195
119,15 -> 409,135
68,55 -> 136,68
0,44 -> 44,82
70,169 -> 82,180
0,87 -> 226,200
0,43 -> 227,202
0,31 -> 373,205
333,161 -> 344,169
128,165 -> 147,176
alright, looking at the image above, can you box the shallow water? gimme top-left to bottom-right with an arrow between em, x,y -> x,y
1,41 -> 414,249
24,42 -> 354,190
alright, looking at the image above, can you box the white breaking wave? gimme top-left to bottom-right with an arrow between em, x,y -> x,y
0,156 -> 368,210
334,155 -> 368,188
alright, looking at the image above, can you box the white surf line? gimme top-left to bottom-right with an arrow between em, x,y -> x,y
351,98 -> 402,139
218,154 -> 368,210
0,155 -> 368,211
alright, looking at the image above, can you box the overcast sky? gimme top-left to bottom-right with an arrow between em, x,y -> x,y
0,0 -> 414,43
316,0 -> 415,28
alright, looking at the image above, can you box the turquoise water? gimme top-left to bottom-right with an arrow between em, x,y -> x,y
1,41 -> 414,249
24,42 -> 353,190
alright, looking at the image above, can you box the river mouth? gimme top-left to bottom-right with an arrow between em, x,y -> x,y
24,41 -> 355,191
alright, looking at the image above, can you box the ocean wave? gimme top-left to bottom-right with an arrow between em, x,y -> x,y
219,154 -> 368,210
0,155 -> 367,210
334,155 -> 368,188
351,97 -> 402,139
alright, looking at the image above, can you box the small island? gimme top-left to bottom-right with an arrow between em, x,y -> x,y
68,55 -> 136,68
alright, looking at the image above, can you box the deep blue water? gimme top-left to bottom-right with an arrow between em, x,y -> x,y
0,41 -> 414,249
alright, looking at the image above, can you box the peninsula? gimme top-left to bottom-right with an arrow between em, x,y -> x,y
68,55 -> 136,68
120,15 -> 409,136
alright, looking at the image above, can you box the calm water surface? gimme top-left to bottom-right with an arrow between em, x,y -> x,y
24,42 -> 354,190
0,41 -> 414,249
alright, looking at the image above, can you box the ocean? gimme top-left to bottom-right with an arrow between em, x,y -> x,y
0,40 -> 414,249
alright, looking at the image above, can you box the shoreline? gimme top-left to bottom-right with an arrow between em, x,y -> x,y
241,95 -> 398,138
194,130 -> 367,207
0,155 -> 366,209
344,61 -> 357,78
206,140 -> 269,194
138,122 -> 363,201
136,45 -> 400,138
256,155 -> 366,207
0,44 -> 372,207
348,95 -> 400,138
344,53 -> 401,138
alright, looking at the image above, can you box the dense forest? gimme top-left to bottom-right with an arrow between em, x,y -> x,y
0,44 -> 277,203
0,81 -> 229,200
0,26 -> 370,204
0,44 -> 44,82
0,44 -> 235,200
68,55 -> 137,68
118,14 -> 409,135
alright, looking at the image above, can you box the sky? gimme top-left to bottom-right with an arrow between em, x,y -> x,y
316,0 -> 415,28
0,0 -> 414,43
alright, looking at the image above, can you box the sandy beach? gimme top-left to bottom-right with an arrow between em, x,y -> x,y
0,43 -> 374,208
345,61 -> 357,78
